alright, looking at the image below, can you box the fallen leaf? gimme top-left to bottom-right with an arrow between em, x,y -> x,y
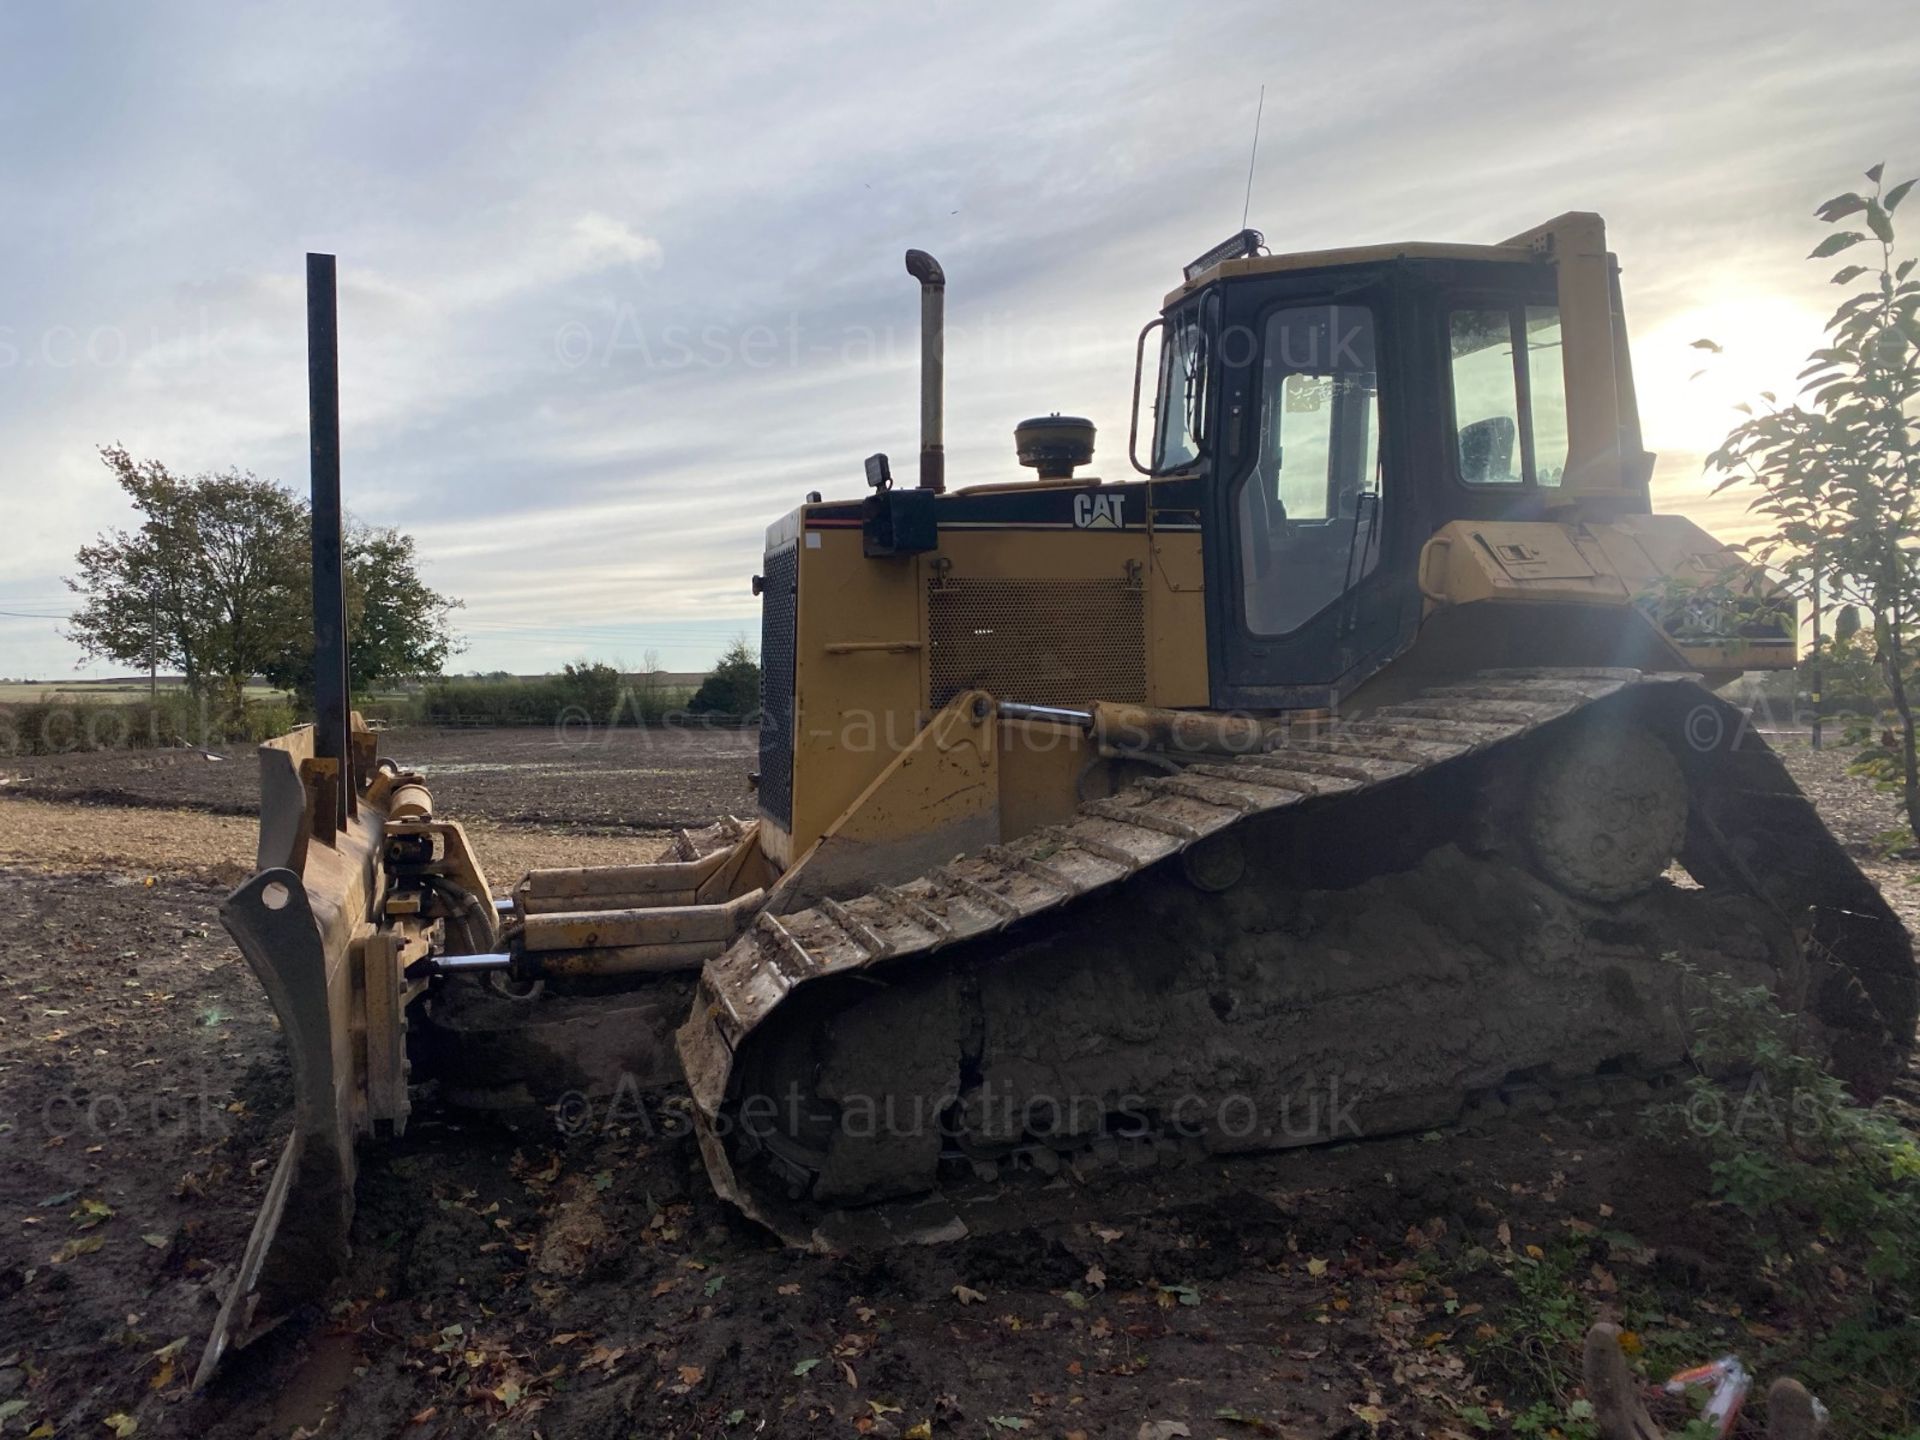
581,1344 -> 628,1372
150,1357 -> 175,1390
1495,1221 -> 1512,1249
1091,1226 -> 1124,1243
1349,1403 -> 1387,1429
407,1407 -> 438,1426
140,1234 -> 168,1249
1524,1244 -> 1545,1260
1084,1264 -> 1106,1292
953,1285 -> 986,1305
905,1424 -> 933,1440
1213,1410 -> 1283,1436
678,1365 -> 704,1386
1061,1290 -> 1088,1311
51,1234 -> 104,1264
492,1379 -> 523,1409
987,1419 -> 1031,1433
1136,1424 -> 1190,1440
793,1357 -> 821,1377
777,1283 -> 801,1296
104,1416 -> 139,1438
71,1198 -> 114,1230
1305,1257 -> 1328,1277
0,1402 -> 25,1424
703,1273 -> 725,1298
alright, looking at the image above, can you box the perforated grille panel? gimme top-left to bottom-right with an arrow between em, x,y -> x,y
927,578 -> 1146,709
757,544 -> 799,829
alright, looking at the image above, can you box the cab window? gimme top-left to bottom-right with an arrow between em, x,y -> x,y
1235,304 -> 1382,636
1153,301 -> 1211,471
1448,304 -> 1568,486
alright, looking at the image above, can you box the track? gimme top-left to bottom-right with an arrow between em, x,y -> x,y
677,669 -> 1918,1247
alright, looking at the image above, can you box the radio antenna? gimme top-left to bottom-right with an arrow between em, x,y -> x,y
1240,84 -> 1266,230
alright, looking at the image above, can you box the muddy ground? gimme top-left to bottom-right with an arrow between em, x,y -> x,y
0,728 -> 1913,1439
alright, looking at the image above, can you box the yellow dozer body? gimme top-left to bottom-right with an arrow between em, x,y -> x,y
196,217 -> 1915,1380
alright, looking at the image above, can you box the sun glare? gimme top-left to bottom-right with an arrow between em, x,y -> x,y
1635,295 -> 1829,458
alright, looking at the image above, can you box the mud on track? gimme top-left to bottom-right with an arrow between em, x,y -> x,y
0,732 -> 1912,1437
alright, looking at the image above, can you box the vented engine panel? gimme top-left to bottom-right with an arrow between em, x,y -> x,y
927,577 -> 1146,709
756,544 -> 799,828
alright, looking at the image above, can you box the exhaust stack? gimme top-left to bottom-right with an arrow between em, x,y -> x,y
904,249 -> 944,492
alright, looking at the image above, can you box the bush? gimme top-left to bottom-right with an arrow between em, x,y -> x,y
688,639 -> 760,717
401,663 -> 699,728
0,690 -> 293,756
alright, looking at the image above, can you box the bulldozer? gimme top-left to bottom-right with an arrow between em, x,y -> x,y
195,218 -> 1917,1381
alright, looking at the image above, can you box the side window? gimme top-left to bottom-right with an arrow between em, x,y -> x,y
1236,304 -> 1383,637
1449,310 -> 1523,484
1447,303 -> 1567,487
1153,295 -> 1217,472
1524,306 -> 1568,486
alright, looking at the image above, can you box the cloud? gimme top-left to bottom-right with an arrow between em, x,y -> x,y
3,1 -> 1916,678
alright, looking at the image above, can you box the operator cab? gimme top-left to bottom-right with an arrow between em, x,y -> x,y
1140,216 -> 1651,709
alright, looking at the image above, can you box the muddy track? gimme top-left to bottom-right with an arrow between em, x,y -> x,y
682,670 -> 1916,1246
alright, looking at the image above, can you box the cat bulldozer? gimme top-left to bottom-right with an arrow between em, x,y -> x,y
196,218 -> 1916,1381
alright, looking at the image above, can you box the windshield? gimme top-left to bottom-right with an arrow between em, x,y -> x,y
1152,302 -> 1209,471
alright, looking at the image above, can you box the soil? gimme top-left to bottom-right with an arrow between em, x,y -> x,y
0,730 -> 1911,1439
0,724 -> 759,832
0,799 -> 672,895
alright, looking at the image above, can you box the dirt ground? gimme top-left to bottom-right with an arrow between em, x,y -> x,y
0,724 -> 760,831
0,727 -> 1912,1439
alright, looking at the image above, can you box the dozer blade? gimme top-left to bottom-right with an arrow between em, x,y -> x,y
678,669 -> 1917,1248
194,725 -> 409,1386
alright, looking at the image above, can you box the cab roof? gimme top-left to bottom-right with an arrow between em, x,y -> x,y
1161,213 -> 1595,308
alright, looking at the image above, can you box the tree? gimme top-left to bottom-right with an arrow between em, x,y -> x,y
67,447 -> 462,720
68,448 -> 305,718
260,522 -> 462,699
1710,163 -> 1920,837
688,637 -> 760,715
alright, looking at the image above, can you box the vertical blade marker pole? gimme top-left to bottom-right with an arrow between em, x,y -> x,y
306,253 -> 353,820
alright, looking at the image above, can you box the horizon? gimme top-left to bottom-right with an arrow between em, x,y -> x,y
4,4 -> 1914,679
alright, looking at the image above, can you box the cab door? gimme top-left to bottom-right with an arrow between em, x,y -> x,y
1202,270 -> 1423,709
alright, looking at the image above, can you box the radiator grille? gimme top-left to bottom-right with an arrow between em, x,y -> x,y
927,578 -> 1146,709
757,545 -> 799,829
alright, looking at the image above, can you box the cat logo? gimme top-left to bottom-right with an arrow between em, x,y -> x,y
1073,493 -> 1124,529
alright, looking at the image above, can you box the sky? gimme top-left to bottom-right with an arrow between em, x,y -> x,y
1,1 -> 1914,680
